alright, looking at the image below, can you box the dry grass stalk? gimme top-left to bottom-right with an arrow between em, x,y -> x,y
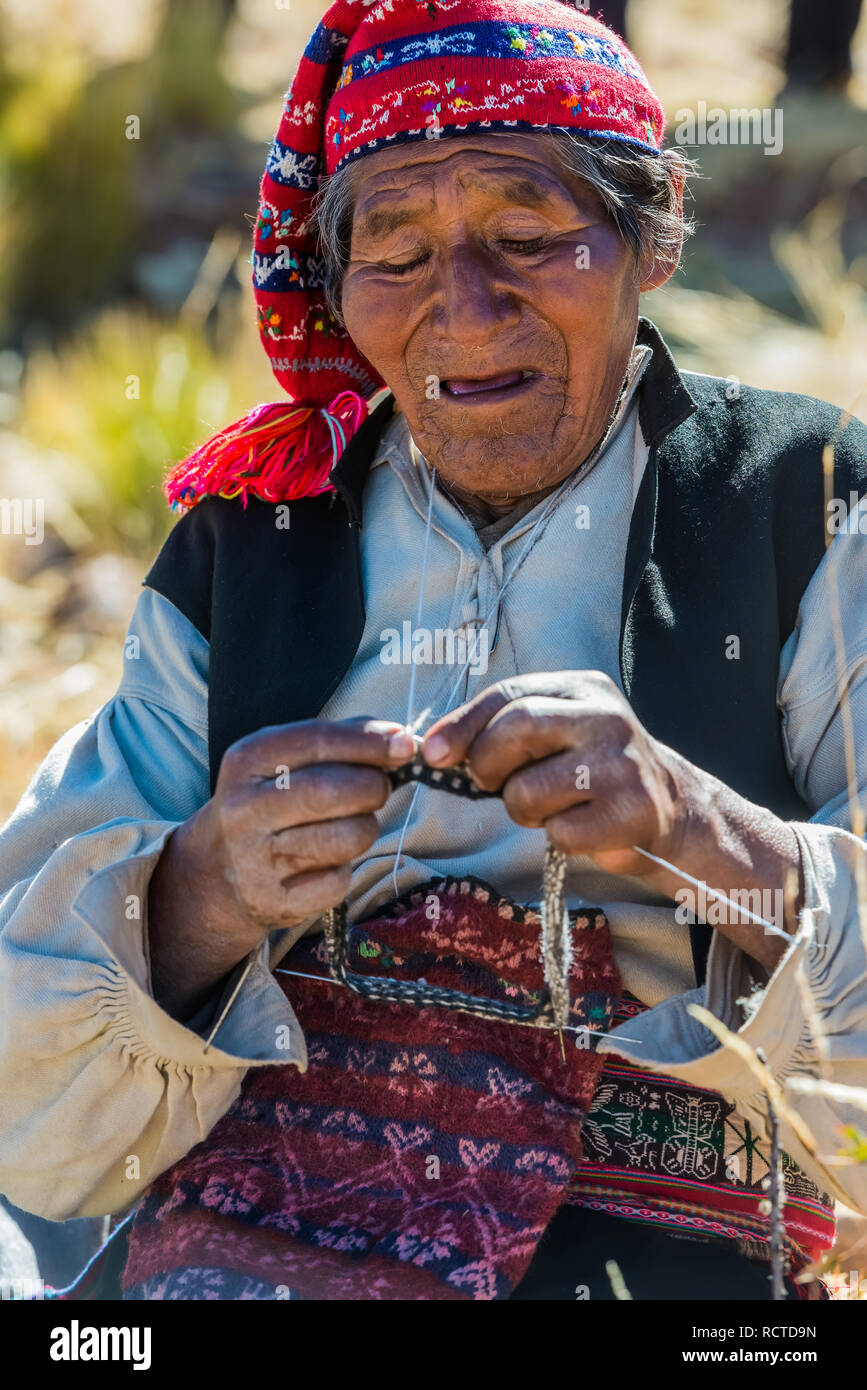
605,1260 -> 633,1301
793,957 -> 832,1083
822,432 -> 867,971
686,1002 -> 817,1154
786,1075 -> 867,1115
786,865 -> 833,1083
763,1068 -> 786,1300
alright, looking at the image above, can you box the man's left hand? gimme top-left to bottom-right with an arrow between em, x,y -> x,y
420,670 -> 802,969
421,670 -> 685,879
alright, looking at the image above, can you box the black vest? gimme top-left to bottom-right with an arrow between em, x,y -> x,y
144,318 -> 867,983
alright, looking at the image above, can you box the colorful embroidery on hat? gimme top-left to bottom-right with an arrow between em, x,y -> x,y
402,28 -> 477,59
506,23 -> 558,55
303,21 -> 350,67
166,1 -> 668,512
311,307 -> 342,339
257,304 -> 284,339
360,44 -> 394,74
265,140 -> 318,189
252,247 -> 325,294
343,20 -> 653,88
256,202 -> 296,241
329,67 -> 660,159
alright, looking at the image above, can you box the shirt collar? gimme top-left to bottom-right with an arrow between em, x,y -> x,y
329,317 -> 698,524
371,338 -> 653,548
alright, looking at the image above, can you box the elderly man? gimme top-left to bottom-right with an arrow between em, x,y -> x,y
1,0 -> 866,1302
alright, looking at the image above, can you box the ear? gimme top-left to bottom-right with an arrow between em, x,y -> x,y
638,159 -> 686,293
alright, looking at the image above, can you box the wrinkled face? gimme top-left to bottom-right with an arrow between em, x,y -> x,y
339,132 -> 675,509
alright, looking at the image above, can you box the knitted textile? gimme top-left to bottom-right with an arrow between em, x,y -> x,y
163,0 -> 666,513
567,999 -> 836,1289
122,876 -> 621,1300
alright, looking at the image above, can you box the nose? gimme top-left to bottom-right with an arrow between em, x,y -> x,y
431,239 -> 522,351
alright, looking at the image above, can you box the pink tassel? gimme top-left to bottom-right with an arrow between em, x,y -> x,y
163,390 -> 369,513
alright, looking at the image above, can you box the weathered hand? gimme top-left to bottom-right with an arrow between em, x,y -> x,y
421,670 -> 802,971
148,717 -> 415,1018
205,718 -> 413,935
420,671 -> 684,878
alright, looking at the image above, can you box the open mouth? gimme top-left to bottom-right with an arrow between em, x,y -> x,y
441,369 -> 539,401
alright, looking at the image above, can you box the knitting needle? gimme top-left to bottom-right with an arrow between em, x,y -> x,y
203,956 -> 255,1054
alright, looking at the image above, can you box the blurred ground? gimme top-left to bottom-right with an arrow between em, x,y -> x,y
0,0 -> 866,1296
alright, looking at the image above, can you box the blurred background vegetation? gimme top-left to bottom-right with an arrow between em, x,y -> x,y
0,0 -> 865,1291
1,0 -> 866,814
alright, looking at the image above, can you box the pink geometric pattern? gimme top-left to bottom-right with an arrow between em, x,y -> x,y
123,876 -> 621,1300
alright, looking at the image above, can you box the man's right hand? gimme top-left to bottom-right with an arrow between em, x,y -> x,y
147,719 -> 414,1022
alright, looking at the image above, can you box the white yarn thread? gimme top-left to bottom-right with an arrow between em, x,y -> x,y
391,453 -> 577,892
403,462 -> 437,732
407,460 -> 582,736
631,845 -> 792,942
388,420 -> 794,960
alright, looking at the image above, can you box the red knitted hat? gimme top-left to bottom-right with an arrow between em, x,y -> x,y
164,0 -> 665,512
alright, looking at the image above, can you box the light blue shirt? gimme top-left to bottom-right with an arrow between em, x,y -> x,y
0,393 -> 866,1221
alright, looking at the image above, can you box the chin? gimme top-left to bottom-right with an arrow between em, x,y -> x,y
433,444 -> 562,501
406,384 -> 590,496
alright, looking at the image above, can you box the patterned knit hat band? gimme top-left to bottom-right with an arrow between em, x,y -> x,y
164,0 -> 665,512
257,1 -> 664,399
323,8 -> 664,174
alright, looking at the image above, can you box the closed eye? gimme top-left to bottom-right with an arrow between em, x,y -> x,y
379,252 -> 431,275
498,236 -> 550,254
378,235 -> 551,275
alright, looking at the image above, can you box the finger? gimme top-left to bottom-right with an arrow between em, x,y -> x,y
222,718 -> 415,784
500,748 -> 596,825
270,813 -> 380,876
420,680 -> 523,766
421,673 -> 599,767
543,795 -> 654,861
281,863 -> 354,921
586,847 -> 652,878
239,861 -> 356,927
242,763 -> 392,833
466,699 -> 592,791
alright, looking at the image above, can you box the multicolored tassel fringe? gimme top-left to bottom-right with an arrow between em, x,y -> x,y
163,390 -> 369,513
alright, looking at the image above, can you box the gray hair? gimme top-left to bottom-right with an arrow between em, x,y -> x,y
311,132 -> 697,326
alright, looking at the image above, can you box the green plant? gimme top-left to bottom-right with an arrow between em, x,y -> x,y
14,289 -> 274,556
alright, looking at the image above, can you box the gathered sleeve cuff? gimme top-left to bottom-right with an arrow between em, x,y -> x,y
0,818 -> 307,1221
